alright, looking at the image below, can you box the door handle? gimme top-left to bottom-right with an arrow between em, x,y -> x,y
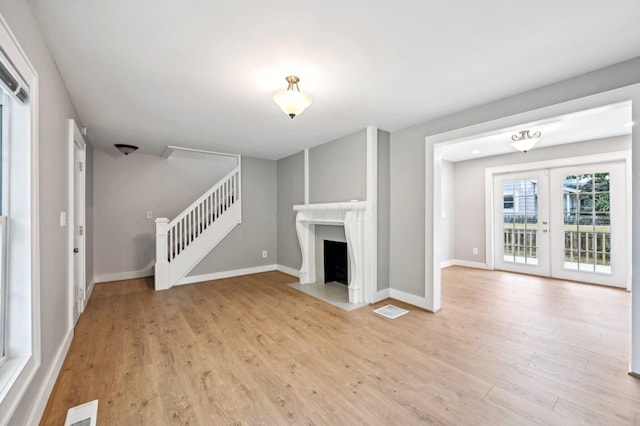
73,248 -> 79,253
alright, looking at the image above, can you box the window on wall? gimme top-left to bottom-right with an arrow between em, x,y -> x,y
0,96 -> 6,364
0,16 -> 39,423
503,194 -> 514,211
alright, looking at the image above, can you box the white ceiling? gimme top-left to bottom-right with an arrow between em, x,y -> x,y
27,0 -> 640,160
441,101 -> 633,162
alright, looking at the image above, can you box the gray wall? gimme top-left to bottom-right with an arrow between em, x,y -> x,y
0,1 -> 87,424
276,128 -> 389,290
452,135 -> 631,263
390,57 -> 640,297
309,129 -> 367,203
441,160 -> 455,263
276,151 -> 304,270
85,142 -> 94,285
93,149 -> 236,277
189,156 -> 277,275
377,129 -> 391,291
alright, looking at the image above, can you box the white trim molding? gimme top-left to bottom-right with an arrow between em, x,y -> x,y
97,264 -> 295,287
374,288 -> 390,303
94,261 -> 154,284
161,145 -> 240,160
365,126 -> 378,305
176,264 -> 278,285
84,281 -> 96,310
443,259 -> 490,270
389,289 -> 431,311
373,288 -> 433,312
26,329 -> 73,426
276,264 -> 300,278
440,259 -> 456,268
303,148 -> 309,205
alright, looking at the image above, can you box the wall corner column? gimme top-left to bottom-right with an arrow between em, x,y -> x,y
154,218 -> 170,291
365,126 -> 378,303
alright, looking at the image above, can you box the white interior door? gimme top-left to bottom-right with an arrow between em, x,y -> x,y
69,120 -> 86,326
493,170 -> 550,276
549,162 -> 626,287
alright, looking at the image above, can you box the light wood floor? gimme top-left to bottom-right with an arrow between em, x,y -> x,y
41,267 -> 640,425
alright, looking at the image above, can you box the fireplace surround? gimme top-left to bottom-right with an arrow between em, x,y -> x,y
293,201 -> 368,304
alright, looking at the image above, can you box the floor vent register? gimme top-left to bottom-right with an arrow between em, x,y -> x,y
374,304 -> 409,319
64,399 -> 98,426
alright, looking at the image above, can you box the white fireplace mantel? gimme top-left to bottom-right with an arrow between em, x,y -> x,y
293,202 -> 369,304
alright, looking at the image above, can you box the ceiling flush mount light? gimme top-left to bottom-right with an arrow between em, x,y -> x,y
115,144 -> 138,155
273,75 -> 312,119
510,129 -> 541,153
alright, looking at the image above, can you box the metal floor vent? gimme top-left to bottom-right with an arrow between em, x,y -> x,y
374,304 -> 409,319
64,399 -> 98,426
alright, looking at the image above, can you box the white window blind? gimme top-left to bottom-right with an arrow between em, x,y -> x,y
0,49 -> 27,103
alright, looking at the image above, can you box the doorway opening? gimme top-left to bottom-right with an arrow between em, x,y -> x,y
430,100 -> 633,310
428,92 -> 639,374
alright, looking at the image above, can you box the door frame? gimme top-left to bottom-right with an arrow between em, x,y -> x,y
484,151 -> 631,289
67,119 -> 87,328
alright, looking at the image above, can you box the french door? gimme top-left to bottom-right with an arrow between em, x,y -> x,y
548,163 -> 626,287
494,170 -> 550,276
494,162 -> 626,287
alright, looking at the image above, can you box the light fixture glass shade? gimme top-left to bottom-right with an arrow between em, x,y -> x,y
273,90 -> 312,118
273,75 -> 312,118
510,129 -> 541,153
510,137 -> 539,153
115,143 -> 138,155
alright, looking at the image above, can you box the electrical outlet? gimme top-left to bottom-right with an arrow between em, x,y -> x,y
262,250 -> 268,258
472,247 -> 478,255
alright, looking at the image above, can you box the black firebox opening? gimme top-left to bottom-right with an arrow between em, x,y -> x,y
324,240 -> 348,285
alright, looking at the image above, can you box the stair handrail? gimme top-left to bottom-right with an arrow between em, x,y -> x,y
168,165 -> 241,229
155,158 -> 242,291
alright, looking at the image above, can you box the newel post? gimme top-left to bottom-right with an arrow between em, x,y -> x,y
155,218 -> 170,291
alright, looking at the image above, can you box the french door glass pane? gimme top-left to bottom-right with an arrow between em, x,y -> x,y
503,178 -> 538,264
562,171 -> 611,274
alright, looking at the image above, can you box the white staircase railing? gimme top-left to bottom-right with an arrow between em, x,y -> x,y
155,160 -> 241,290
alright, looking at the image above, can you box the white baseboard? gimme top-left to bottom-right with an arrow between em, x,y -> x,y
177,264 -> 278,286
374,288 -> 390,303
440,259 -> 456,268
276,264 -> 300,278
389,288 -> 429,310
28,328 -> 74,426
95,259 -> 155,284
83,281 -> 96,310
94,266 -> 153,283
444,259 -> 489,270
